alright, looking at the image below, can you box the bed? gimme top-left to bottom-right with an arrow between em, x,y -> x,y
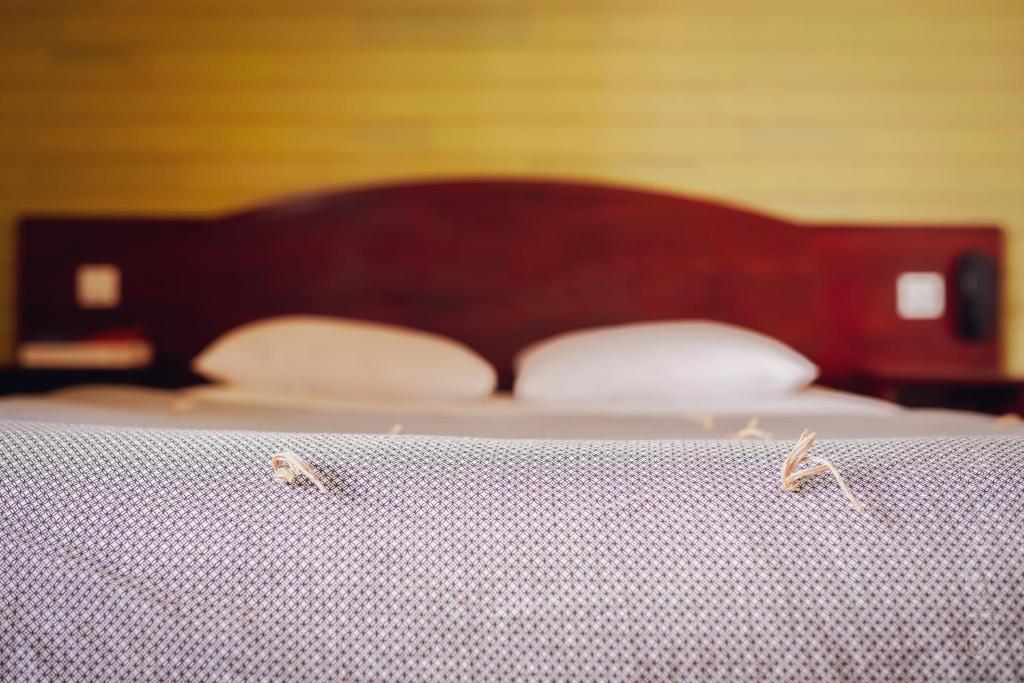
0,382 -> 1020,440
2,179 -> 1022,680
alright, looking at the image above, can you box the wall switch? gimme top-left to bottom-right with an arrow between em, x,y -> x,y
896,271 -> 945,320
76,263 -> 121,309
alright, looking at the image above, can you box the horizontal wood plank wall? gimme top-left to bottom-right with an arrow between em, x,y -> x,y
2,0 -> 1023,368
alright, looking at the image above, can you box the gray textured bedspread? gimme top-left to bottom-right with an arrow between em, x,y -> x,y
1,420 -> 1022,681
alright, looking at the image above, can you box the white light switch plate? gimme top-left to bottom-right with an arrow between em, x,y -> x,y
76,263 -> 121,309
896,271 -> 945,320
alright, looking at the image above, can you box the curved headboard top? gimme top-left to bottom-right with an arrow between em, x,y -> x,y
224,177 -> 794,227
18,177 -> 1002,387
215,178 -> 815,385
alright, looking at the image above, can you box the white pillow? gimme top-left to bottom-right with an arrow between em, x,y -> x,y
193,316 -> 496,400
513,320 -> 818,405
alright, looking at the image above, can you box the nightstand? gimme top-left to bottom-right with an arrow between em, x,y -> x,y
851,369 -> 1024,415
0,367 -> 200,396
0,367 -> 162,396
1,339 -> 171,395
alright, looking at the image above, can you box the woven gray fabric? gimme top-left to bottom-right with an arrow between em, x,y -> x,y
1,420 -> 1022,681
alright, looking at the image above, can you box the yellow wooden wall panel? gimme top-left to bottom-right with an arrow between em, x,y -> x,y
7,85 -> 1024,119
10,127 -> 1024,163
2,0 -> 1024,368
5,49 -> 1022,88
6,2 -> 1019,46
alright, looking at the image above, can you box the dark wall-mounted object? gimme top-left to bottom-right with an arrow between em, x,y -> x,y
955,251 -> 999,342
16,178 -> 1005,388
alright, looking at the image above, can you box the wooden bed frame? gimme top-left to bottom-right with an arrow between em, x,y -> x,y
17,177 -> 1003,389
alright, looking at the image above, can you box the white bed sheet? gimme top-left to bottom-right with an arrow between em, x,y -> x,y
1,383 -> 1021,439
180,383 -> 901,416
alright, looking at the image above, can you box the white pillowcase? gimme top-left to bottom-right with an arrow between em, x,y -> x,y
514,320 -> 818,405
193,316 -> 496,400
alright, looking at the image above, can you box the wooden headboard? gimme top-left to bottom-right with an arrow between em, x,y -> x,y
17,178 -> 1003,388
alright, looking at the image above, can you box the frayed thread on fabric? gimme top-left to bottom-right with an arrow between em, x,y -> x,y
686,413 -> 715,431
780,430 -> 865,514
732,417 -> 773,440
995,413 -> 1022,426
271,451 -> 328,492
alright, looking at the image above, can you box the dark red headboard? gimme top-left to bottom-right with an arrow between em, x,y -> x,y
17,178 -> 1003,388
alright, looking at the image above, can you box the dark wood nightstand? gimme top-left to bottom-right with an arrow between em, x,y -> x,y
850,368 -> 1024,415
0,367 -> 193,396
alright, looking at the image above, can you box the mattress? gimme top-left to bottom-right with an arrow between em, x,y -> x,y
1,383 -> 1021,439
1,419 -> 1021,680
